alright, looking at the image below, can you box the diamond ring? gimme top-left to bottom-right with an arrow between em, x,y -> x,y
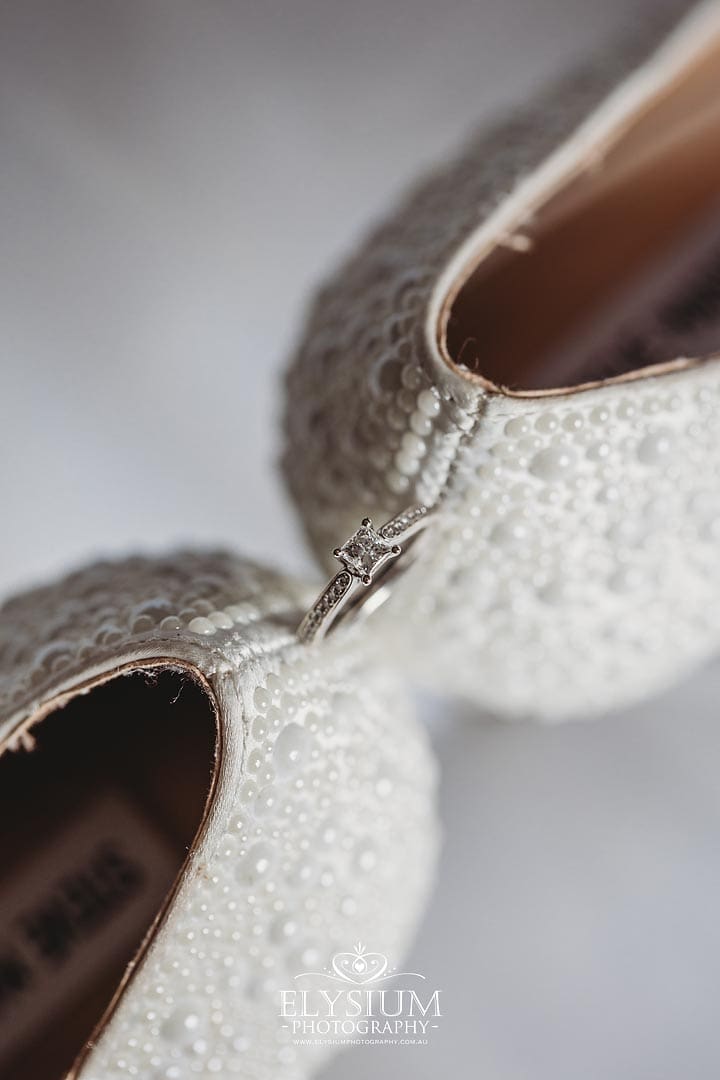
297,505 -> 432,644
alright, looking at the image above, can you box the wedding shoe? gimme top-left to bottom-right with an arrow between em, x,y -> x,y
0,552 -> 437,1079
5,4 -> 719,1076
284,0 -> 720,720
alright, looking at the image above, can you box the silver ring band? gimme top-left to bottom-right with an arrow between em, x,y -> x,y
297,504 -> 432,644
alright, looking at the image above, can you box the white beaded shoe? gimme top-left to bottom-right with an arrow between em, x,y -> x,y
0,552 -> 437,1079
284,0 -> 720,720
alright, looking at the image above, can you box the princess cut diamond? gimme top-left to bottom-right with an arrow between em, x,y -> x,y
334,519 -> 400,585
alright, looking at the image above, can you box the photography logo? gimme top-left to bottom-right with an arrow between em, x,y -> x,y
278,942 -> 442,1047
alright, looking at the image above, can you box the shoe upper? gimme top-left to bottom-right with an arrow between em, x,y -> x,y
282,1 -> 720,720
0,552 -> 438,1080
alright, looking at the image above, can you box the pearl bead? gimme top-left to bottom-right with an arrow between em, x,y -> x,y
386,469 -> 410,494
504,416 -> 531,437
209,611 -> 233,629
273,723 -> 313,774
529,445 -> 576,480
409,409 -> 433,436
253,686 -> 271,712
401,431 -> 426,457
394,450 -> 421,475
417,389 -> 441,417
637,430 -> 674,464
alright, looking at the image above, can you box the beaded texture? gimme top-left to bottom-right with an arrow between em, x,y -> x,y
0,553 -> 438,1079
283,1 -> 720,720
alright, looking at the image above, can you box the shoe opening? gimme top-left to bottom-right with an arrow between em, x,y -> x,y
0,666 -> 219,1080
440,34 -> 720,393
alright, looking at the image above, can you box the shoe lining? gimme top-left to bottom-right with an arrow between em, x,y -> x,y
0,667 -> 218,1080
441,37 -> 720,392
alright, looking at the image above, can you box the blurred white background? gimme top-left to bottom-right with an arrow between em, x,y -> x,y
3,1 -> 719,1077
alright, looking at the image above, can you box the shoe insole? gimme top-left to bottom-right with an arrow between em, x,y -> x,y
442,36 -> 720,390
0,669 -> 218,1080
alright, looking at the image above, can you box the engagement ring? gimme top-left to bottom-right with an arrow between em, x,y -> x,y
297,505 -> 432,644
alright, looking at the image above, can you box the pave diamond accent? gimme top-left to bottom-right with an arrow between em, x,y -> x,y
299,571 -> 353,643
379,505 -> 428,539
334,519 -> 400,585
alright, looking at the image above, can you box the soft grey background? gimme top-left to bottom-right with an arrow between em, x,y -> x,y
2,2 -> 719,1078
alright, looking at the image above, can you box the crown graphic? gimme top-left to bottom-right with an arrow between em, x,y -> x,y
294,941 -> 425,984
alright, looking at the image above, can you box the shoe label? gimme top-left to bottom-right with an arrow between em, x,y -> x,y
543,204 -> 720,386
0,792 -> 178,1068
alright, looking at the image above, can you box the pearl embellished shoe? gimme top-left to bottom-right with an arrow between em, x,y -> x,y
284,0 -> 720,720
5,5 -> 720,1076
0,553 -> 437,1079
